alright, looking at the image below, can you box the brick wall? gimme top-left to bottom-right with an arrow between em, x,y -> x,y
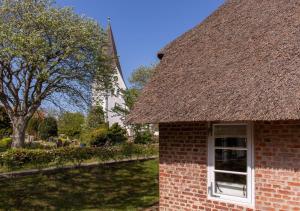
255,121 -> 300,210
159,121 -> 300,210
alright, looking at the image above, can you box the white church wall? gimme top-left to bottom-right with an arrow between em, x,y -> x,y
92,66 -> 127,127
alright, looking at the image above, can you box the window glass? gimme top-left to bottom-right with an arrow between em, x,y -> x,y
215,137 -> 247,148
215,173 -> 247,198
214,125 -> 247,137
209,124 -> 252,204
215,149 -> 247,172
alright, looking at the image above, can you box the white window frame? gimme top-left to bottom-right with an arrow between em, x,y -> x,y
207,122 -> 254,206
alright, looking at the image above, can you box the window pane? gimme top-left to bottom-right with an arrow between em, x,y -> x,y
215,173 -> 247,198
215,149 -> 247,172
215,137 -> 247,148
214,125 -> 247,137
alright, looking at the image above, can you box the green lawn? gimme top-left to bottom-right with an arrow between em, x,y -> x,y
0,159 -> 158,211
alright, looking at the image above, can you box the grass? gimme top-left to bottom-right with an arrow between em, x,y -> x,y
0,159 -> 158,211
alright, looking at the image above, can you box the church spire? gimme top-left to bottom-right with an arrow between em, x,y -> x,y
106,18 -> 124,81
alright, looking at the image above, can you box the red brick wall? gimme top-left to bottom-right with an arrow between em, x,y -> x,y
255,121 -> 300,210
159,121 -> 300,210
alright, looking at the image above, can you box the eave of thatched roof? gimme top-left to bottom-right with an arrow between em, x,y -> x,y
127,0 -> 300,124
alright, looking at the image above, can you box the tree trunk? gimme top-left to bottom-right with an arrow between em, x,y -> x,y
11,117 -> 27,148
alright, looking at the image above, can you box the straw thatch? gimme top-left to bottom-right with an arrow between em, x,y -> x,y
127,0 -> 300,124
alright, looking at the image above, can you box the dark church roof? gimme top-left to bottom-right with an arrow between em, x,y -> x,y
127,0 -> 300,123
106,21 -> 125,83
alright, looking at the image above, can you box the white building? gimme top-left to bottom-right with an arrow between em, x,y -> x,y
92,21 -> 127,127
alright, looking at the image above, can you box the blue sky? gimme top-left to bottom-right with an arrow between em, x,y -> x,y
56,0 -> 224,86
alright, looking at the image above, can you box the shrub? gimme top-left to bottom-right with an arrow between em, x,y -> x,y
89,128 -> 109,146
0,148 -> 53,170
0,138 -> 12,151
80,125 -> 109,146
0,107 -> 12,139
0,144 -> 158,171
134,130 -> 152,144
107,123 -> 127,144
58,112 -> 84,139
86,106 -> 105,129
79,130 -> 91,146
56,138 -> 71,148
119,143 -> 135,159
27,116 -> 42,138
24,141 -> 56,150
38,117 -> 58,140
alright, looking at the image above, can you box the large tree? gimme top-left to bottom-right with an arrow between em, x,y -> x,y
0,0 -> 113,147
113,65 -> 155,117
129,65 -> 155,90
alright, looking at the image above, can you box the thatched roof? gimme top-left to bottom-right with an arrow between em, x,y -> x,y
127,0 -> 300,124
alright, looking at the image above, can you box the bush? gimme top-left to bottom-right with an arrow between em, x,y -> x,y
0,148 -> 53,170
107,123 -> 127,144
0,138 -> 12,151
0,144 -> 158,171
81,124 -> 127,146
27,114 -> 43,138
80,124 -> 109,146
56,138 -> 71,148
89,128 -> 109,146
86,106 -> 105,129
0,107 -> 12,139
134,130 -> 152,144
38,117 -> 58,140
24,141 -> 56,150
58,112 -> 84,139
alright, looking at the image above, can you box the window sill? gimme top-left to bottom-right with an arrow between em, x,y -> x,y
207,195 -> 254,209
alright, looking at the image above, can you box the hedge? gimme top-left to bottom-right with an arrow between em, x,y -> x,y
0,143 -> 158,171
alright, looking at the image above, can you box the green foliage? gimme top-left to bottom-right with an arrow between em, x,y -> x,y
81,123 -> 127,146
107,123 -> 127,144
56,138 -> 72,148
0,148 -> 53,170
0,0 -> 114,147
113,65 -> 156,144
86,106 -> 105,129
81,126 -> 109,147
38,116 -> 58,140
134,130 -> 153,144
24,141 -> 56,150
113,65 -> 154,118
124,88 -> 140,111
113,88 -> 139,116
0,144 -> 158,171
0,107 -> 12,139
89,127 -> 109,146
27,116 -> 42,137
0,138 -> 12,151
58,112 -> 84,138
129,65 -> 155,90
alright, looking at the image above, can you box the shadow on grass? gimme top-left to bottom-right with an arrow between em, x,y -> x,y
0,160 -> 158,210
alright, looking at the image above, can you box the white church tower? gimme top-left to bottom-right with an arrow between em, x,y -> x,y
92,20 -> 127,127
